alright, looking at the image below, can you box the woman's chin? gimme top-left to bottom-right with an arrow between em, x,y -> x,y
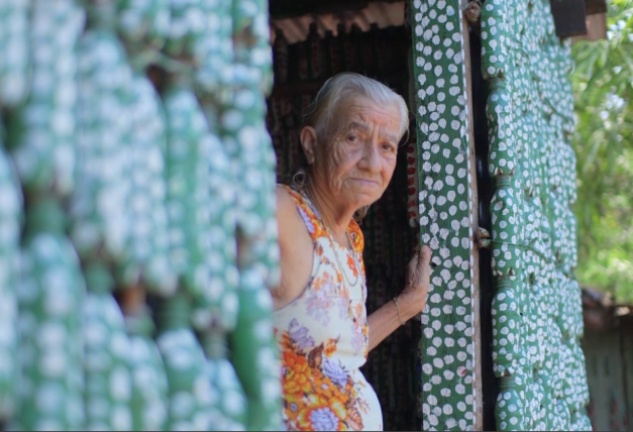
344,186 -> 383,207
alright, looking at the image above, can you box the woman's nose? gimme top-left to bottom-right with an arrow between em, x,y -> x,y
357,142 -> 381,173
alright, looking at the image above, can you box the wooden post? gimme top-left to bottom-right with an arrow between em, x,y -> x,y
460,0 -> 483,429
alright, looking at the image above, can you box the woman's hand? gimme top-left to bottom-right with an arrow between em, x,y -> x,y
398,245 -> 433,320
367,245 -> 432,351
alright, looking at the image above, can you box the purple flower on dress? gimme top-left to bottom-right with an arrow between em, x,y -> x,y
306,289 -> 331,326
298,208 -> 316,235
351,327 -> 367,355
337,297 -> 350,320
323,357 -> 348,388
289,319 -> 314,351
310,407 -> 339,431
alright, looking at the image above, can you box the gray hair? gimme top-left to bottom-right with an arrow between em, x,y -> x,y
292,73 -> 409,221
304,72 -> 409,144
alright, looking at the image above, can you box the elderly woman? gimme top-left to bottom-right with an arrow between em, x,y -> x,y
273,73 -> 433,431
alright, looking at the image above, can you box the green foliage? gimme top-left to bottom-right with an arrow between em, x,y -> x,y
571,0 -> 633,303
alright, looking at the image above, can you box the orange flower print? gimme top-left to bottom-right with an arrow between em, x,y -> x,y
285,391 -> 306,423
347,254 -> 359,278
336,270 -> 344,284
324,338 -> 338,358
362,324 -> 369,358
280,324 -> 369,431
283,352 -> 312,395
348,222 -> 364,254
296,394 -> 346,431
287,188 -> 326,240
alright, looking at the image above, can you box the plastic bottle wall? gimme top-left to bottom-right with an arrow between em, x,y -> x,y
480,0 -> 591,430
0,0 -> 281,430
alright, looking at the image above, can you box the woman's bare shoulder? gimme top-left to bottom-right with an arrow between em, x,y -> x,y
276,185 -> 302,241
276,185 -> 297,222
276,184 -> 293,206
274,184 -> 314,307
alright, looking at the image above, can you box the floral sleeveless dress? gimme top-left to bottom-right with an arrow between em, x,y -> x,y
274,186 -> 383,431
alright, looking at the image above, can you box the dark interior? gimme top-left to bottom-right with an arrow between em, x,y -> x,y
266,2 -> 421,428
468,25 -> 497,432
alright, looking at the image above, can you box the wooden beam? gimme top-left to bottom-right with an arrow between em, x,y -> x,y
585,0 -> 607,15
270,0 -> 403,20
550,0 -> 588,39
571,13 -> 608,43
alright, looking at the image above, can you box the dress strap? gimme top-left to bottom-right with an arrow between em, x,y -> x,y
283,185 -> 365,255
348,219 -> 365,255
283,185 -> 326,243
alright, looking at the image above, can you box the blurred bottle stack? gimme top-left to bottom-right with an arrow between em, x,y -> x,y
0,0 -> 281,430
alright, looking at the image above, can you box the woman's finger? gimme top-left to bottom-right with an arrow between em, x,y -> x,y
419,245 -> 432,265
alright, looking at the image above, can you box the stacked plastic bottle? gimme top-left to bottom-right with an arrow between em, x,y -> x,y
481,0 -> 592,430
0,126 -> 22,424
0,0 -> 281,431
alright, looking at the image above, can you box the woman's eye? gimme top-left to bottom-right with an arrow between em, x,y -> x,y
382,143 -> 396,152
347,135 -> 357,142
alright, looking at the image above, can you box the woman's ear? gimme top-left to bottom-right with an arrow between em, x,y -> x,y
300,126 -> 317,164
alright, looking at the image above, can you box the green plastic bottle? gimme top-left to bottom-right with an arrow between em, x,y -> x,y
495,375 -> 526,431
492,281 -> 522,377
155,293 -> 211,431
70,1 -> 134,263
201,330 -> 247,431
117,0 -> 171,49
6,0 -> 85,197
163,0 -> 207,64
118,71 -> 176,296
0,0 -> 30,108
225,2 -> 282,429
125,304 -> 169,431
16,199 -> 86,431
83,263 -> 133,430
162,79 -> 214,301
230,269 -> 282,431
0,143 -> 22,422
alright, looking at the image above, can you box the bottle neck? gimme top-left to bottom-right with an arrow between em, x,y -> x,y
489,77 -> 506,91
85,263 -> 115,295
125,306 -> 156,338
495,175 -> 513,188
202,330 -> 228,360
85,0 -> 117,31
156,293 -> 192,334
24,198 -> 66,239
500,376 -> 518,390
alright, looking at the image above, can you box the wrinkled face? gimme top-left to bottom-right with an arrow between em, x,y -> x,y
306,96 -> 402,210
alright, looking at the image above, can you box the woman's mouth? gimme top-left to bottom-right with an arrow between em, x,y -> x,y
351,178 -> 380,186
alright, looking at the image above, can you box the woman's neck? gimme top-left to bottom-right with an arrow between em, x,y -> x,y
305,181 -> 356,244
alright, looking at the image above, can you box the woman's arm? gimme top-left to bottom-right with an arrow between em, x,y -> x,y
272,186 -> 315,310
367,246 -> 432,352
